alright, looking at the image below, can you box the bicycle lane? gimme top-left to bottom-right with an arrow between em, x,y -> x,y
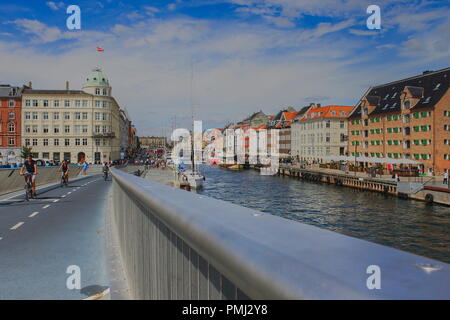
0,175 -> 110,299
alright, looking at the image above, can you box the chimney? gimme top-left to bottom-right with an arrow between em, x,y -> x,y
28,81 -> 32,89
66,81 -> 69,91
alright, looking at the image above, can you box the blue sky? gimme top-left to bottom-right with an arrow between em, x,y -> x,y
0,0 -> 449,135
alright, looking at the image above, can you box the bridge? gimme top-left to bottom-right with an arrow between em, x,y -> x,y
0,166 -> 449,299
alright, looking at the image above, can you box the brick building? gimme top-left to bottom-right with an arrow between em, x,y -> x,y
0,85 -> 24,164
348,67 -> 450,175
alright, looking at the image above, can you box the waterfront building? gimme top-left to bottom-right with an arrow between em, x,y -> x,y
347,67 -> 450,175
21,68 -> 123,164
119,109 -> 131,159
278,110 -> 298,159
267,107 -> 296,159
0,85 -> 24,164
293,105 -> 353,162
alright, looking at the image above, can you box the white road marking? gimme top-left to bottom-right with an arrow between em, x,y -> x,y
72,189 -> 77,191
0,237 -> 3,240
67,192 -> 72,194
43,205 -> 50,209
10,222 -> 25,230
29,212 -> 39,218
61,195 -> 66,198
53,199 -> 59,203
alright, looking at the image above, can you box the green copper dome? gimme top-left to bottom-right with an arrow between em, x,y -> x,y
84,67 -> 110,87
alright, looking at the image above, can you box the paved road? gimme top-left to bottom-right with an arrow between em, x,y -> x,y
0,175 -> 111,299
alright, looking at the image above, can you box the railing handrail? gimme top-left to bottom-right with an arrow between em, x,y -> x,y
111,168 -> 450,299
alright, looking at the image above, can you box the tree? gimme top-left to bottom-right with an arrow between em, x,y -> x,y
21,146 -> 33,159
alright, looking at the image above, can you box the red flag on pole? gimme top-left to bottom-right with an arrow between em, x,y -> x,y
96,46 -> 104,52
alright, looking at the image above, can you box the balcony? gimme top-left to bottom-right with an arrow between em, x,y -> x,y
93,132 -> 116,138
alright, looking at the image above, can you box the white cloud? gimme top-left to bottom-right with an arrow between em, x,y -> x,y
46,1 -> 64,11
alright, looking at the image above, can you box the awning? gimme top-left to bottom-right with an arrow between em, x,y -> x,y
321,155 -> 422,165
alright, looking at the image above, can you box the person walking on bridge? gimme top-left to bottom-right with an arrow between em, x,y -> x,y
20,155 -> 38,198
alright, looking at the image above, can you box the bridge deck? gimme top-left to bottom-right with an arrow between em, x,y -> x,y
0,175 -> 110,299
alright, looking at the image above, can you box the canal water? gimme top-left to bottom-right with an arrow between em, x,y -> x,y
197,165 -> 450,263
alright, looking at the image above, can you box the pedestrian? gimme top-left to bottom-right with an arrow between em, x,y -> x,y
82,161 -> 89,175
444,171 -> 448,185
395,173 -> 400,182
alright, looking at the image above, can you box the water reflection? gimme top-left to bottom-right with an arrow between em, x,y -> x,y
198,165 -> 450,263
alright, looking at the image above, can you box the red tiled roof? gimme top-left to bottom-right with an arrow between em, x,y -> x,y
282,111 -> 298,121
300,105 -> 353,120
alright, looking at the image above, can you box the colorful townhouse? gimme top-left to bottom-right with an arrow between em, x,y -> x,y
0,84 -> 24,165
348,67 -> 450,175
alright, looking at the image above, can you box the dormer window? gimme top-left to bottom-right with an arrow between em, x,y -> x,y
384,94 -> 389,100
95,88 -> 100,95
391,92 -> 397,98
403,100 -> 411,109
433,83 -> 441,91
423,96 -> 431,104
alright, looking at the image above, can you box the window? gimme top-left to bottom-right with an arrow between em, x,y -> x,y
102,88 -> 107,95
25,100 -> 31,107
403,100 -> 410,109
32,125 -> 38,133
75,112 -> 81,120
423,96 -> 431,104
64,112 -> 70,120
9,112 -> 15,120
82,138 -> 88,146
25,125 -> 31,133
43,100 -> 49,107
102,113 -> 107,121
95,100 -> 101,107
32,112 -> 38,120
75,139 -> 80,146
340,120 -> 345,129
32,139 -> 37,146
8,122 -> 15,132
102,101 -> 108,108
95,112 -> 100,120
82,100 -> 88,107
82,112 -> 88,120
102,125 -> 107,133
8,137 -> 15,145
82,125 -> 88,133
95,139 -> 100,146
325,120 -> 330,128
25,139 -> 31,146
54,139 -> 59,146
54,112 -> 60,120
32,100 -> 38,107
95,125 -> 101,133
64,125 -> 70,133
43,139 -> 48,146
25,112 -> 31,120
75,125 -> 81,133
53,100 -> 60,107
54,126 -> 60,134
75,100 -> 81,107
64,100 -> 70,107
65,139 -> 70,146
9,99 -> 15,107
43,125 -> 49,133
95,88 -> 100,95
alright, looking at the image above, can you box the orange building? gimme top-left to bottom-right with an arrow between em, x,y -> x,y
348,67 -> 450,175
0,85 -> 24,164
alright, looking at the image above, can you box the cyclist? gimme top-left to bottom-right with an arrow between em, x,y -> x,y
59,160 -> 69,185
20,155 -> 38,197
102,162 -> 110,180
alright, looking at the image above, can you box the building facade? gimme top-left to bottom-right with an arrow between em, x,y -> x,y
0,85 -> 23,164
140,136 -> 167,150
348,68 -> 450,174
21,68 -> 122,164
291,105 -> 353,162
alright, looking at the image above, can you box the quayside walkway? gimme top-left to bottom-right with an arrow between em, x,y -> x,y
0,166 -> 450,299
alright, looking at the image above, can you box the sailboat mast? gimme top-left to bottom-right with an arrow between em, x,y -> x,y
190,59 -> 195,173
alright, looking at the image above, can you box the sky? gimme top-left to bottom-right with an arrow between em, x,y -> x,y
0,0 -> 449,136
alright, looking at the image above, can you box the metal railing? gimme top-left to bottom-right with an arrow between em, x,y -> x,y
110,168 -> 450,299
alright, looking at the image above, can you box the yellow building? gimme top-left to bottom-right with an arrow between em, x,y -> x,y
21,68 -> 122,164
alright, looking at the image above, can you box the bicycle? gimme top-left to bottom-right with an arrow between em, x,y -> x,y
60,172 -> 68,187
24,173 -> 33,201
